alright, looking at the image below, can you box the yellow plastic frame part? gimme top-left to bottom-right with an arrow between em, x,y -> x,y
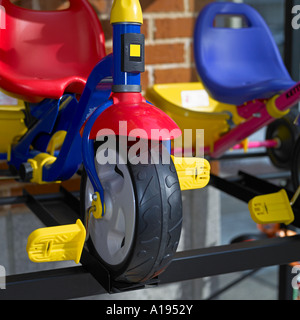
248,189 -> 294,225
266,95 -> 289,119
110,0 -> 143,24
28,153 -> 59,184
47,130 -> 67,156
26,219 -> 86,264
0,103 -> 27,155
130,44 -> 141,57
145,83 -> 244,153
172,156 -> 210,191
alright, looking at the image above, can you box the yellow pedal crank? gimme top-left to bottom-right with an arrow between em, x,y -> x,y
248,189 -> 295,225
27,153 -> 59,184
172,156 -> 210,191
26,219 -> 86,264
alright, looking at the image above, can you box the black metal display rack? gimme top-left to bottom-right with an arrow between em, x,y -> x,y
0,169 -> 299,300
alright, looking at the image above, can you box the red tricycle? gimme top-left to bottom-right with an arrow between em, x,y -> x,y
0,0 -> 210,284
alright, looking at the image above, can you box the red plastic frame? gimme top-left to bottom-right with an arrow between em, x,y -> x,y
0,0 -> 106,102
86,93 -> 182,141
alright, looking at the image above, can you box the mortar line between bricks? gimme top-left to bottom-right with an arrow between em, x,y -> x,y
143,12 -> 197,19
146,62 -> 195,70
145,38 -> 190,45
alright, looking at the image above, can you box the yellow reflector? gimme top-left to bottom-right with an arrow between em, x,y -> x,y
172,156 -> 210,190
26,219 -> 86,264
248,190 -> 294,225
130,44 -> 141,57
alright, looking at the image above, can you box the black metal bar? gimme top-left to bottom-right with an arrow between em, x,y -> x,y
2,235 -> 300,299
22,189 -> 150,295
0,173 -> 299,299
0,253 -> 156,300
24,189 -> 80,226
210,172 -> 300,228
79,249 -> 112,293
159,235 -> 300,285
1,266 -> 106,300
0,190 -> 79,206
209,173 -> 258,203
0,195 -> 28,206
255,171 -> 291,181
278,264 -> 295,300
24,190 -> 59,227
238,172 -> 299,215
22,189 -> 115,293
237,171 -> 284,195
0,170 -> 17,177
216,171 -> 300,228
59,186 -> 81,216
79,245 -> 156,294
216,152 -> 268,161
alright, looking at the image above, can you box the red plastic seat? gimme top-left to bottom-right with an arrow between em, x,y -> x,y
0,0 -> 106,102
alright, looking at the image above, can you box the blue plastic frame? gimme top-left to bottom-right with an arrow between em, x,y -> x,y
9,54 -> 113,186
113,24 -> 141,88
8,16 -> 163,211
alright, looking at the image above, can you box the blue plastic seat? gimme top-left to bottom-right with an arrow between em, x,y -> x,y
194,2 -> 296,106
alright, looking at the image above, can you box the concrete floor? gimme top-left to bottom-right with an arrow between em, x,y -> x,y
212,192 -> 279,300
212,130 -> 282,300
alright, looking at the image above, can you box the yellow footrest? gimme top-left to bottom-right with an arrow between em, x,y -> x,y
248,189 -> 294,225
172,156 -> 210,191
26,219 -> 86,264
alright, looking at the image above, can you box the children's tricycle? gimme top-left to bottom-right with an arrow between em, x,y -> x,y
146,2 -> 300,169
147,2 -> 300,228
0,0 -> 210,283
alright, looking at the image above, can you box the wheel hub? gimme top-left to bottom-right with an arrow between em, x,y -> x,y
84,149 -> 136,266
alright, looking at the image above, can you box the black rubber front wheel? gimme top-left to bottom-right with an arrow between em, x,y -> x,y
80,142 -> 182,283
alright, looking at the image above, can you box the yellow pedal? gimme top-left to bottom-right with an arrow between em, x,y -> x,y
26,219 -> 86,264
172,156 -> 210,191
248,190 -> 294,225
